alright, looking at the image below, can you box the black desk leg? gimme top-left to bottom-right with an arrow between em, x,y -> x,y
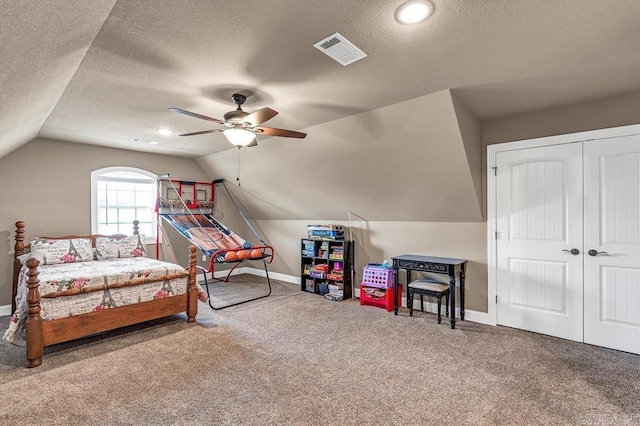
403,270 -> 412,313
460,267 -> 466,321
393,268 -> 399,315
449,274 -> 456,329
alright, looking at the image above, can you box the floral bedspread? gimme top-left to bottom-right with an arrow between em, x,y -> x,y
3,257 -> 208,346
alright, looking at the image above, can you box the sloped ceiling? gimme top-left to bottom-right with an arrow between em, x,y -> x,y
1,0 -> 639,159
0,0 -> 116,158
196,89 -> 483,222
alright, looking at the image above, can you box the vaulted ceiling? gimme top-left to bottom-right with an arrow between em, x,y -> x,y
1,0 -> 639,159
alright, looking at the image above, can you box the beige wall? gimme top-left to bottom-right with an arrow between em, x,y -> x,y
0,138 -> 210,306
451,91 -> 483,217
482,91 -> 640,145
196,89 -> 484,223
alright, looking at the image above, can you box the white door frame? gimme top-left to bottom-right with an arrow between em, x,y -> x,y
487,124 -> 640,326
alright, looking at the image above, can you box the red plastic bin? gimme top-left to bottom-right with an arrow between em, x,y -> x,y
360,284 -> 402,312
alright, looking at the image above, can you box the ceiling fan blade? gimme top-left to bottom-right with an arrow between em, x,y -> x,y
179,129 -> 223,136
247,138 -> 258,147
169,108 -> 224,124
254,126 -> 307,138
241,107 -> 278,126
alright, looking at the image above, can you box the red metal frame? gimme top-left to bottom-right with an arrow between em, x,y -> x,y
174,180 -> 214,210
156,178 -> 215,259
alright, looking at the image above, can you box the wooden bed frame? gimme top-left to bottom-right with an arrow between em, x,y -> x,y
11,220 -> 198,368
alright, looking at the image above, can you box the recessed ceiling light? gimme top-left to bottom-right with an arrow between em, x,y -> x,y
395,0 -> 434,25
157,128 -> 174,136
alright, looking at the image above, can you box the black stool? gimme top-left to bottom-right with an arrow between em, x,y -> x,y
408,280 -> 450,324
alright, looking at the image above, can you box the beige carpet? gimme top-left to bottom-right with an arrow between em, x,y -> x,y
202,274 -> 272,309
1,275 -> 639,425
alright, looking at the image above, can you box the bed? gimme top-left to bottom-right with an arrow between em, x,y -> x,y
4,220 -> 202,368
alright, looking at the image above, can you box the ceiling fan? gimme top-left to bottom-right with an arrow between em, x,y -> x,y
170,94 -> 307,148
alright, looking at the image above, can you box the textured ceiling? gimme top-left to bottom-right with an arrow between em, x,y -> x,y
1,0 -> 639,158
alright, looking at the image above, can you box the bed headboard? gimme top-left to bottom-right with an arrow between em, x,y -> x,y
11,220 -> 141,313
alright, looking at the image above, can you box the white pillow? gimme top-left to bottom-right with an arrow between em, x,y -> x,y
96,234 -> 147,260
29,238 -> 93,265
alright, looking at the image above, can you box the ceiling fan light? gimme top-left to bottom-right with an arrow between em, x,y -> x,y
223,128 -> 255,146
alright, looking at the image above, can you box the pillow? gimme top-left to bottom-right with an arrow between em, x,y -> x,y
16,252 -> 34,266
96,234 -> 147,260
29,238 -> 93,265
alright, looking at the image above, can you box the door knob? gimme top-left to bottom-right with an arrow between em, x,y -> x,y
588,249 -> 609,256
562,248 -> 580,255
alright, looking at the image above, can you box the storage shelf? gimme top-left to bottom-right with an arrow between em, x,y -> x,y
301,238 -> 352,300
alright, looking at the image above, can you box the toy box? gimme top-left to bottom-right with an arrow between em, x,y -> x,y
360,284 -> 402,312
362,265 -> 394,289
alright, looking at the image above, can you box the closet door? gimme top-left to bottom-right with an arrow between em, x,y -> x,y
496,143 -> 584,342
583,134 -> 640,354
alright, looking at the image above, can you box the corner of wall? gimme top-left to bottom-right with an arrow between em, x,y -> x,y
449,90 -> 484,220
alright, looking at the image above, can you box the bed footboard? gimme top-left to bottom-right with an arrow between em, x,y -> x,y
24,247 -> 198,368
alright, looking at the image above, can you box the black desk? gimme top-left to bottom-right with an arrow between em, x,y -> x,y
392,254 -> 467,329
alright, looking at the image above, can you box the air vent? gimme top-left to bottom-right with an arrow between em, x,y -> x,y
313,32 -> 367,66
130,138 -> 159,145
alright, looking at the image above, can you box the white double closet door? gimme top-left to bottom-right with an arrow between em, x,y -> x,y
495,131 -> 639,354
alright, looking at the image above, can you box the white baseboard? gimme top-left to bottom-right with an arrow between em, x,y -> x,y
354,288 -> 492,325
241,267 -> 300,285
463,310 -> 491,325
0,304 -> 11,317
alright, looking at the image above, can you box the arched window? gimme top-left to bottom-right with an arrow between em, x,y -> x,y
91,167 -> 157,242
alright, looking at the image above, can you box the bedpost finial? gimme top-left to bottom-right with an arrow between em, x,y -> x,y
15,221 -> 26,255
13,221 -> 28,313
25,257 -> 40,269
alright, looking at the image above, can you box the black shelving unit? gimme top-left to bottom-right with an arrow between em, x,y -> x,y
300,238 -> 352,300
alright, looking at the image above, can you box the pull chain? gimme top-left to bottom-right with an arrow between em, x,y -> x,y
236,147 -> 241,187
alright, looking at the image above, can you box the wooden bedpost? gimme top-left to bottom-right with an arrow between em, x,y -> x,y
133,220 -> 139,235
12,221 -> 26,313
186,245 -> 198,323
25,258 -> 43,368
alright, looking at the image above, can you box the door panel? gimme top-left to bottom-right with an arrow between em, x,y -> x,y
584,135 -> 640,354
601,267 -> 639,325
496,143 -> 584,342
507,258 -> 566,313
509,161 -> 565,241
